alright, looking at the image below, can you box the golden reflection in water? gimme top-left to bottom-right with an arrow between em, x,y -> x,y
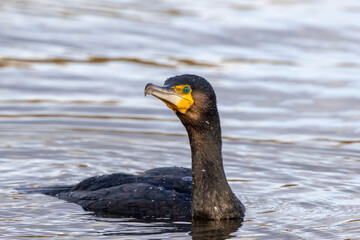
0,56 -> 220,68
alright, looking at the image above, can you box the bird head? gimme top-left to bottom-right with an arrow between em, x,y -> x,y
145,74 -> 218,125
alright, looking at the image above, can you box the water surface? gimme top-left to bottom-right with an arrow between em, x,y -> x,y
0,0 -> 359,239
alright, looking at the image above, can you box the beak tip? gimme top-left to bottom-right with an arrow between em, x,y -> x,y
144,83 -> 152,97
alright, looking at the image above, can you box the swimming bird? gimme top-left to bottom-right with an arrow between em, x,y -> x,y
22,74 -> 245,220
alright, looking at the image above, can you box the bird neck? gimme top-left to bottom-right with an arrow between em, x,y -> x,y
182,113 -> 244,220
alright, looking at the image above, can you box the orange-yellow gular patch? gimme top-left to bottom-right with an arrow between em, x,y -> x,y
170,85 -> 194,113
144,84 -> 194,114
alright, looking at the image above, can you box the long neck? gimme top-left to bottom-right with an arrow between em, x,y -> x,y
182,112 -> 244,220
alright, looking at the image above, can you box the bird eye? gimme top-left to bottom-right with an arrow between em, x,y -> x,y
183,86 -> 190,94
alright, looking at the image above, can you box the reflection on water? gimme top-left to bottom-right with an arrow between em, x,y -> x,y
93,218 -> 192,237
1,0 -> 360,239
191,219 -> 243,240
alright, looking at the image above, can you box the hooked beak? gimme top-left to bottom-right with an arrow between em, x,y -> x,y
144,83 -> 192,114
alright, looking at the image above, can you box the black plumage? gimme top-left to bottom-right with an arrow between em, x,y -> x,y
32,167 -> 192,219
21,74 -> 245,221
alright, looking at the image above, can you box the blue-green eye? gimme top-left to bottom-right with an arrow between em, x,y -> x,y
183,86 -> 190,94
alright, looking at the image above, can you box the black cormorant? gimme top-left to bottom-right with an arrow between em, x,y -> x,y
23,74 -> 245,221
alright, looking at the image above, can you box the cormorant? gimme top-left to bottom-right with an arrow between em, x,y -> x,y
22,74 -> 245,221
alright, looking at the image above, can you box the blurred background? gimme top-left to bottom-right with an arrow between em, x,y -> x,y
0,0 -> 359,239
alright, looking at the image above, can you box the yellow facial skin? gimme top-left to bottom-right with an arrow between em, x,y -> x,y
144,84 -> 194,114
169,85 -> 194,113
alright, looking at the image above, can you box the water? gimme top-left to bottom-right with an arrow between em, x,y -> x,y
1,0 -> 360,239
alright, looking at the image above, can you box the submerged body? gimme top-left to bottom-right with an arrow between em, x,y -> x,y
23,74 -> 245,220
29,167 -> 192,219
